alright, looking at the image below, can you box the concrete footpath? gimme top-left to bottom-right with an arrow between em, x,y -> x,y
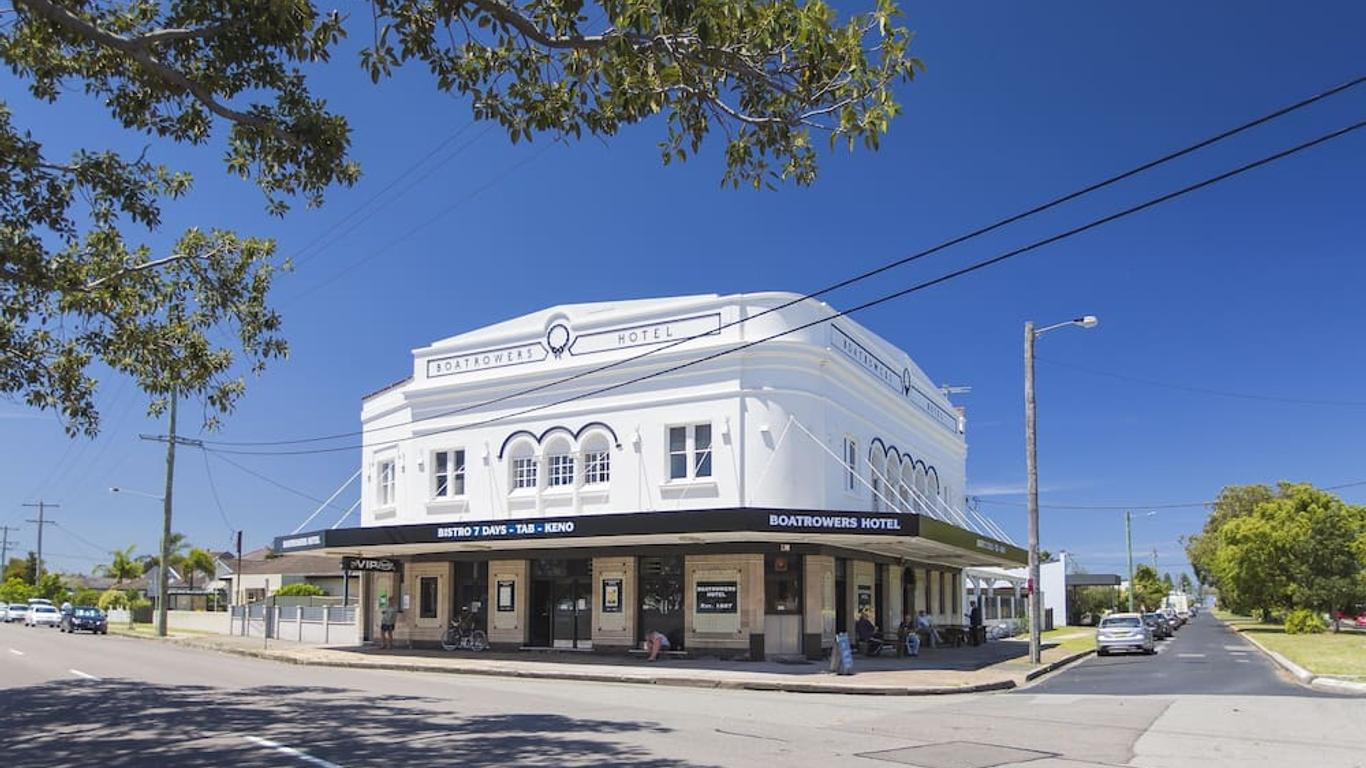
112,628 -> 1090,695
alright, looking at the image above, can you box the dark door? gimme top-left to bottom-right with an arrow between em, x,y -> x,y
529,579 -> 553,647
638,556 -> 684,648
835,558 -> 848,636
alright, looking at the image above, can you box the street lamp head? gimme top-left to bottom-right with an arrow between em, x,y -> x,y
109,486 -> 122,494
1076,315 -> 1099,329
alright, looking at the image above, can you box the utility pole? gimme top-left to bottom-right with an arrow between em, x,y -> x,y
1152,547 -> 1159,572
1125,511 -> 1135,613
1023,321 -> 1041,665
0,525 -> 17,570
21,501 -> 59,582
138,392 -> 203,638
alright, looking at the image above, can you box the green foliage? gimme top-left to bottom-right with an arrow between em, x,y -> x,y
95,544 -> 142,584
3,553 -> 38,584
1177,573 -> 1193,595
182,547 -> 219,590
1185,484 -> 1274,586
1126,565 -> 1167,612
1285,609 -> 1327,635
1,0 -> 915,433
71,588 -> 103,606
1195,483 -> 1366,621
0,577 -> 34,603
274,582 -> 326,597
97,588 -> 129,611
32,572 -> 66,602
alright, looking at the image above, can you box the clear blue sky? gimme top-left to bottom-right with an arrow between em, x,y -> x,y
5,2 -> 1364,582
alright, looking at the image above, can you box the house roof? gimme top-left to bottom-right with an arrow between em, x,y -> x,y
219,546 -> 344,577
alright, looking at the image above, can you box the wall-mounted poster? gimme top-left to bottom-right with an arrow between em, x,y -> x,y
856,585 -> 873,612
695,581 -> 739,613
496,580 -> 516,612
602,578 -> 623,613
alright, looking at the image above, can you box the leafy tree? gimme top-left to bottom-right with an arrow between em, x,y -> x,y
140,532 -> 188,572
3,553 -> 38,584
1184,484 -> 1275,587
182,547 -> 218,591
274,582 -> 327,597
32,572 -> 66,602
0,577 -> 34,603
1177,572 -> 1193,595
1161,572 -> 1174,593
97,588 -> 129,611
1270,484 -> 1366,620
1212,511 -> 1291,622
1,0 -> 917,434
71,587 -> 103,606
95,544 -> 142,585
1126,565 -> 1167,613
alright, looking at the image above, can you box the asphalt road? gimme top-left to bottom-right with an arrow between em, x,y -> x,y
1027,612 -> 1320,696
2,617 -> 1361,768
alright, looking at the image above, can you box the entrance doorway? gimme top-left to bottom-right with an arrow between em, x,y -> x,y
638,556 -> 684,649
454,561 -> 488,632
530,558 -> 592,649
764,553 -> 803,656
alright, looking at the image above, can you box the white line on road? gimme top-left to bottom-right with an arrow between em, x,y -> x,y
1236,658 -> 1251,663
68,669 -> 99,680
1177,653 -> 1207,658
8,648 -> 23,656
243,736 -> 342,768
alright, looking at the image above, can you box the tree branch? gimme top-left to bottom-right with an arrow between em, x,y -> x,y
82,244 -> 230,291
13,0 -> 296,145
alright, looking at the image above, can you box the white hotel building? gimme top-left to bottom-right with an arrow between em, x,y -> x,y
276,292 -> 1024,658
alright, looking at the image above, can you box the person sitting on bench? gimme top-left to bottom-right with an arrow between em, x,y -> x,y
855,612 -> 885,656
644,630 -> 671,661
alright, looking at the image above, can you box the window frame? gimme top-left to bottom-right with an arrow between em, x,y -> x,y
666,423 -> 714,481
376,458 -> 396,507
419,576 -> 439,620
583,447 -> 611,485
431,448 -> 467,499
843,437 -> 858,492
546,452 -> 576,488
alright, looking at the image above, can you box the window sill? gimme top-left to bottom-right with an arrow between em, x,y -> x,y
542,485 -> 575,497
578,485 -> 610,500
373,506 -> 397,520
425,498 -> 468,515
659,478 -> 718,498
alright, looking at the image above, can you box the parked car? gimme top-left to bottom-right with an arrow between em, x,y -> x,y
6,604 -> 28,624
27,597 -> 53,608
0,603 -> 8,622
1097,613 -> 1155,656
61,606 -> 108,635
1142,612 -> 1172,639
1161,607 -> 1183,629
25,604 -> 61,628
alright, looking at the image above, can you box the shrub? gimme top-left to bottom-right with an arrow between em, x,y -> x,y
1284,608 -> 1327,634
274,583 -> 327,597
97,589 -> 129,611
71,588 -> 103,606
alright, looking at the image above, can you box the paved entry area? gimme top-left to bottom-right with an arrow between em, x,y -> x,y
858,741 -> 1056,767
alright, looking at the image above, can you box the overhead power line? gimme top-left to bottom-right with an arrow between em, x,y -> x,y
199,72 -> 1366,450
204,114 -> 1366,458
1037,357 -> 1366,406
205,451 -> 354,512
975,478 -> 1366,511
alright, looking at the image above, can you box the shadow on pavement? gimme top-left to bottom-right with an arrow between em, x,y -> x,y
1,679 -> 706,767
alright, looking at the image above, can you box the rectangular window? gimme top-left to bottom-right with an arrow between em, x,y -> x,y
843,438 -> 858,491
432,449 -> 466,498
668,426 -> 688,480
376,459 -> 395,506
694,424 -> 712,478
668,424 -> 713,480
584,450 -> 610,485
419,576 -> 438,619
548,454 -> 575,487
513,457 -> 538,489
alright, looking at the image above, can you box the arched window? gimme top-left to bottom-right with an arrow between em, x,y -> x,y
508,439 -> 538,491
913,464 -> 928,513
544,436 -> 575,488
926,468 -> 941,501
581,431 -> 612,486
899,458 -> 915,513
869,450 -> 886,512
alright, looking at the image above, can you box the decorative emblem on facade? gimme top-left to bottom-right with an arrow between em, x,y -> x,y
546,323 -> 572,358
901,367 -> 914,396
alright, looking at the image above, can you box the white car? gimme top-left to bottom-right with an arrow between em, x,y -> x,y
25,604 -> 61,628
0,603 -> 8,621
1096,612 -> 1154,656
6,604 -> 28,624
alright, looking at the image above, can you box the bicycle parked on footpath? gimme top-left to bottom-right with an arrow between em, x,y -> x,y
441,608 -> 489,652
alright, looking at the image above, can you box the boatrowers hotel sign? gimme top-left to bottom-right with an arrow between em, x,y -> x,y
426,313 -> 722,379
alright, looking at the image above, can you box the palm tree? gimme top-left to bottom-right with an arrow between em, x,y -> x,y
183,548 -> 218,591
95,545 -> 141,586
140,532 -> 189,574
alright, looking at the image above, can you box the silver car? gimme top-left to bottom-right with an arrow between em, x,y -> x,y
1096,613 -> 1154,656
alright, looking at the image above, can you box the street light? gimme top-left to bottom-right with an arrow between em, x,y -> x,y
1125,510 -> 1157,612
1024,315 -> 1098,665
108,485 -> 169,637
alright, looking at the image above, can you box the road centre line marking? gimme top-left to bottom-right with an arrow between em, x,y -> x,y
68,669 -> 99,680
243,736 -> 342,768
1236,658 -> 1251,663
8,648 -> 23,656
1177,653 -> 1206,658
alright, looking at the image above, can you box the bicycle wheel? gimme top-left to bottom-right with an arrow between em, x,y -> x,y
440,626 -> 459,651
469,629 -> 489,652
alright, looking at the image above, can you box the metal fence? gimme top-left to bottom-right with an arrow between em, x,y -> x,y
229,604 -> 358,645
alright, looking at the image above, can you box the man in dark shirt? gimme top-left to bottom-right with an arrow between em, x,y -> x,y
855,612 -> 884,655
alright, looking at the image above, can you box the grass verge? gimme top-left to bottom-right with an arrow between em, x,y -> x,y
1219,610 -> 1366,678
1040,627 -> 1095,653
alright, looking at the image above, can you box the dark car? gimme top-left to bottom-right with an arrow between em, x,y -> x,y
1142,612 -> 1172,639
61,606 -> 108,635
